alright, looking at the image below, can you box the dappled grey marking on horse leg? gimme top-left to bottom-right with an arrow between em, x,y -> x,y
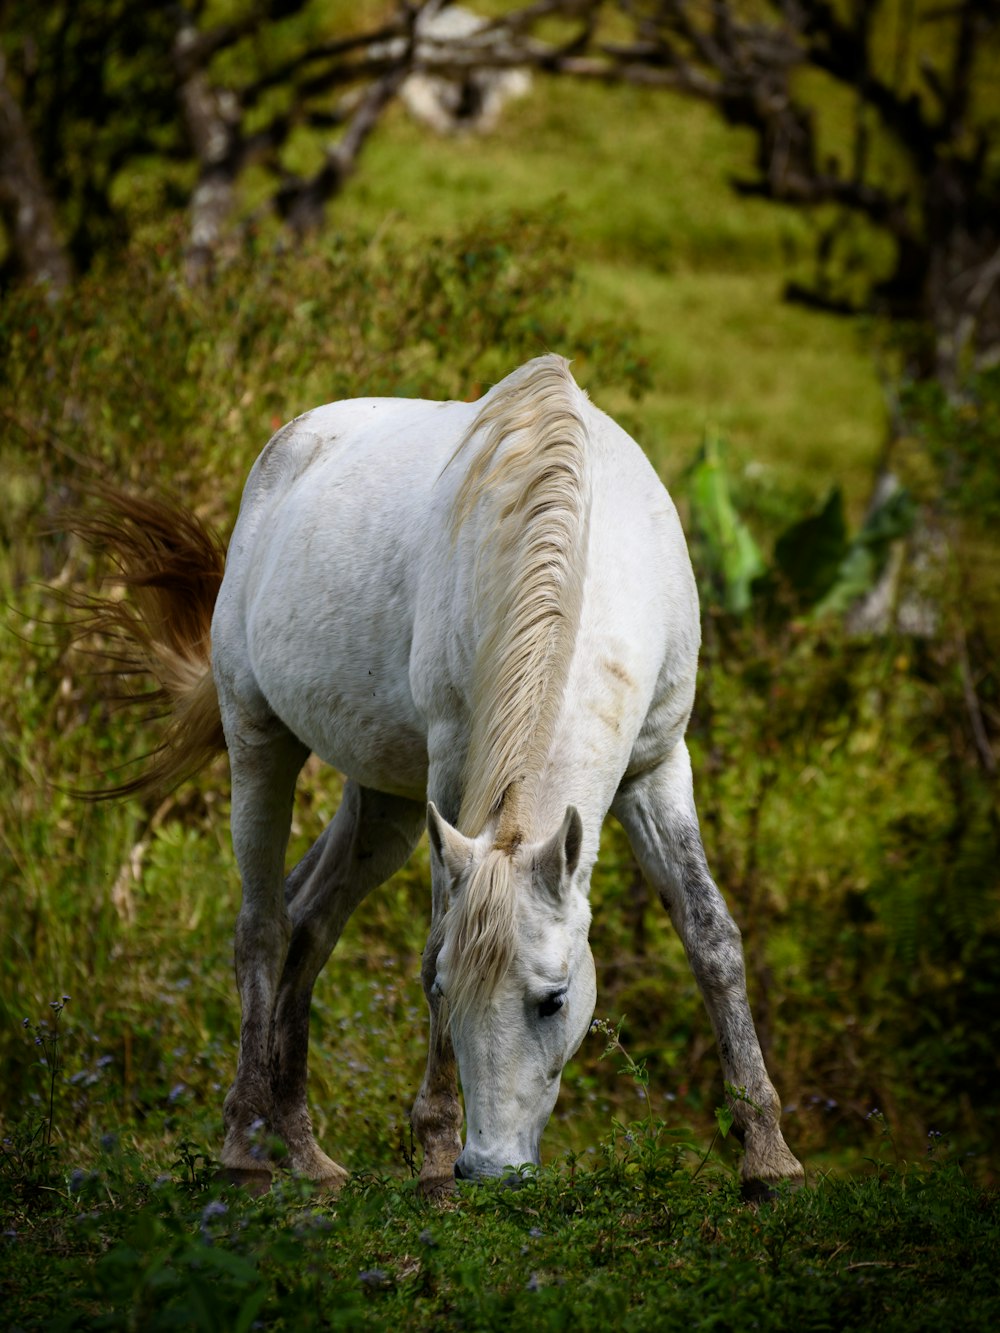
220,721 -> 309,1184
268,781 -> 425,1188
613,745 -> 803,1192
411,914 -> 463,1197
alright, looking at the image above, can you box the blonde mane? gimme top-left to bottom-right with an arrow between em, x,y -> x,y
443,354 -> 591,1020
452,354 -> 591,844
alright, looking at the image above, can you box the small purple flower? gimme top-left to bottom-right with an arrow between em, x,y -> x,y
358,1269 -> 392,1290
200,1200 -> 228,1232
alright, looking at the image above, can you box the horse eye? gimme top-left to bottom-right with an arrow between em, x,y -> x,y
538,992 -> 565,1019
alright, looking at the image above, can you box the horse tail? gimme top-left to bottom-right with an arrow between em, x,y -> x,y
65,487 -> 227,799
449,354 -> 591,843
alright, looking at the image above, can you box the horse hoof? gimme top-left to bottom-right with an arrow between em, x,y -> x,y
311,1166 -> 349,1195
418,1171 -> 457,1201
214,1166 -> 273,1197
740,1172 -> 804,1205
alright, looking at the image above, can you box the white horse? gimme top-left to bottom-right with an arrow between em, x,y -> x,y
84,355 -> 802,1198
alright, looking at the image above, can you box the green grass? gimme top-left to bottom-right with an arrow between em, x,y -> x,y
2,1082 -> 997,1331
305,77 -> 887,510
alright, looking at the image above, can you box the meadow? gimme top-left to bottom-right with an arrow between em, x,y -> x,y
2,61 -> 998,1329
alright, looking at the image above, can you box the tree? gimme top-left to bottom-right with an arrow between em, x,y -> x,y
4,0 -> 999,382
0,1 -> 557,285
549,1 -> 1000,386
0,50 -> 71,295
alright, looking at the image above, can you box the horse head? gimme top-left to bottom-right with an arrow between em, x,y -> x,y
426,802 -> 597,1181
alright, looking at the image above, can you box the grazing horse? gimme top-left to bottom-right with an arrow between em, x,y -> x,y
83,355 -> 802,1198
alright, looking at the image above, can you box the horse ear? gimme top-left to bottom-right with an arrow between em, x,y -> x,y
534,805 -> 584,900
427,802 -> 473,888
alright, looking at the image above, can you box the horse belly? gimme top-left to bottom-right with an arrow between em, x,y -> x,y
246,595 -> 430,796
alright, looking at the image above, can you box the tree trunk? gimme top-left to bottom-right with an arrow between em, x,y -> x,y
0,53 -> 72,294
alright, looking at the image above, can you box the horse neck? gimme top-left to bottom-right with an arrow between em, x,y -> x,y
451,356 -> 592,843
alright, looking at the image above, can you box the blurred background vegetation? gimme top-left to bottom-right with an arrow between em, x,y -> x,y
1,1 -> 998,1187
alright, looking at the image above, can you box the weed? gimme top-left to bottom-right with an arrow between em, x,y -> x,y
0,997 -> 73,1205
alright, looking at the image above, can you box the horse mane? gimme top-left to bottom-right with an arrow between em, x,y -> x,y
452,354 -> 591,843
443,354 -> 591,1021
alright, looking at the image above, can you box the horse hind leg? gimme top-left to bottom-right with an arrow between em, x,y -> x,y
219,713 -> 309,1192
613,742 -> 804,1198
269,781 -> 425,1190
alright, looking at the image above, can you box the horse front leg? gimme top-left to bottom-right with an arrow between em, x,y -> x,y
613,742 -> 804,1199
219,718 -> 308,1192
269,782 -> 424,1190
411,910 -> 463,1198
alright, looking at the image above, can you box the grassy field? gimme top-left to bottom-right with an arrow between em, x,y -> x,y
346,81 -> 887,508
2,34 -> 998,1330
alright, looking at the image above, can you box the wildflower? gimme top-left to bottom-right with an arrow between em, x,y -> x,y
358,1269 -> 392,1290
68,1168 -> 90,1195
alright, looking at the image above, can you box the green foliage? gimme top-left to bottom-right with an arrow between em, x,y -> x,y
2,1076 -> 997,1332
689,442 -> 916,619
900,367 -> 1000,524
687,434 -> 766,614
0,0 -> 184,271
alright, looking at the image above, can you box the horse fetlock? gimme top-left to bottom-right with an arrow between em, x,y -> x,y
739,1121 -> 805,1194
